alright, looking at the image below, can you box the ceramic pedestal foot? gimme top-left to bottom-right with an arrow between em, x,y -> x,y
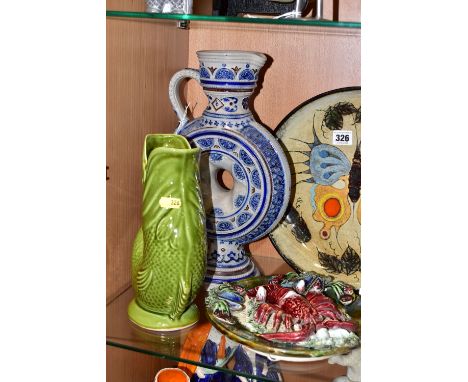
205,241 -> 260,289
328,348 -> 361,382
128,298 -> 199,332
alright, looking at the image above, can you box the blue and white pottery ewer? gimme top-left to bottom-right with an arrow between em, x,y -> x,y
169,50 -> 291,288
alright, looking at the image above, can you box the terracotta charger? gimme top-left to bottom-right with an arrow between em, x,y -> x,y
154,368 -> 190,382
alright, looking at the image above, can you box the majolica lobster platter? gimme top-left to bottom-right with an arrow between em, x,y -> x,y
205,272 -> 360,361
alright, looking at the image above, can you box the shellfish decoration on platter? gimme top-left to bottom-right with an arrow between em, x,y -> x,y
205,272 -> 360,361
270,88 -> 361,288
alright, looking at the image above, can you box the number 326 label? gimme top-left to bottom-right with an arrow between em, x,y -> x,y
333,131 -> 353,146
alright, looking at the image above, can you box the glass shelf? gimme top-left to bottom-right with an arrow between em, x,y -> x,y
107,255 -> 347,382
106,10 -> 361,29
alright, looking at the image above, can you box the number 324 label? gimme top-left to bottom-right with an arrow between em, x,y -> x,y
159,197 -> 182,209
333,131 -> 353,146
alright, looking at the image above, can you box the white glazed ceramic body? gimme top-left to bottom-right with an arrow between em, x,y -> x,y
169,50 -> 291,288
329,348 -> 361,382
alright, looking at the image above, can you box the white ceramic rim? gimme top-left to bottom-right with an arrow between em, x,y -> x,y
196,50 -> 267,67
248,348 -> 332,363
154,368 -> 190,382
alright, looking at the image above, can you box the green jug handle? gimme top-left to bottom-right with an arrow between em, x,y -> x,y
168,68 -> 200,129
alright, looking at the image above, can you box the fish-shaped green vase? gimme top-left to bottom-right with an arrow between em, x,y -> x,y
128,134 -> 207,331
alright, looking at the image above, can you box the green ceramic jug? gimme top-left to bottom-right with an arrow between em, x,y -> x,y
128,134 -> 207,331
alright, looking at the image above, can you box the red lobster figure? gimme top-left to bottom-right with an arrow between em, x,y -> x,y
246,276 -> 357,342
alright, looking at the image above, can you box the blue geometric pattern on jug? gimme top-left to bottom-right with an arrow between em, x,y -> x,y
200,66 -> 210,79
251,169 -> 262,189
186,130 -> 269,239
250,193 -> 261,211
233,163 -> 246,181
215,67 -> 235,80
197,60 -> 262,86
239,149 -> 254,165
217,221 -> 234,231
239,69 -> 255,81
222,97 -> 238,113
237,212 -> 253,227
219,138 -> 236,151
209,152 -> 223,162
207,249 -> 246,265
197,138 -> 214,148
236,125 -> 286,243
213,208 -> 225,217
234,195 -> 246,208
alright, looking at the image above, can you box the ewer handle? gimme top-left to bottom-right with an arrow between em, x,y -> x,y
168,68 -> 200,130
